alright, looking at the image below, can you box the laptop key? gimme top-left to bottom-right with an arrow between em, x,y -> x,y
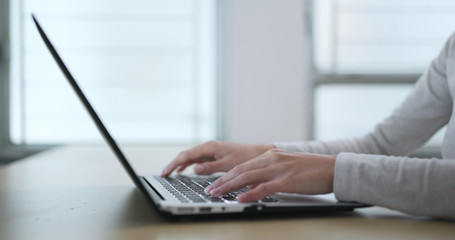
191,198 -> 208,203
260,196 -> 279,203
157,176 -> 279,204
155,177 -> 191,202
221,194 -> 237,201
202,195 -> 224,202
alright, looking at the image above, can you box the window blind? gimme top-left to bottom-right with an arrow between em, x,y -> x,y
313,0 -> 454,146
314,0 -> 455,74
10,0 -> 217,144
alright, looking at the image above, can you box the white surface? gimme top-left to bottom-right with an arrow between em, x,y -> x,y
223,0 -> 308,143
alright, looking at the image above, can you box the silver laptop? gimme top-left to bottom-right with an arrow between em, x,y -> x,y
32,14 -> 369,216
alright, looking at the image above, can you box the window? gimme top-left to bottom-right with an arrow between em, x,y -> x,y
311,0 -> 455,149
10,0 -> 217,144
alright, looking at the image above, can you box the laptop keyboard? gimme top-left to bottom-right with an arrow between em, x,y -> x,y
154,175 -> 279,204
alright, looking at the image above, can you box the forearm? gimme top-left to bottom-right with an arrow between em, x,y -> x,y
334,153 -> 455,219
273,133 -> 386,156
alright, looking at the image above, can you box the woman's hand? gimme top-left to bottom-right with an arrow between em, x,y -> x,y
204,149 -> 337,203
161,141 -> 275,177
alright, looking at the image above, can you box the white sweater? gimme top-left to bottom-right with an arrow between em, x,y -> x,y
274,32 -> 455,220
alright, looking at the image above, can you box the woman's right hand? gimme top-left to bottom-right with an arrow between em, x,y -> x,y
161,141 -> 275,177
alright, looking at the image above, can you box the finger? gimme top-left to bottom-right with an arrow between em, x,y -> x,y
175,159 -> 205,173
204,164 -> 246,193
206,154 -> 271,192
176,156 -> 218,174
161,142 -> 218,176
176,166 -> 185,172
193,160 -> 232,175
237,180 -> 281,203
176,164 -> 190,173
209,168 -> 273,197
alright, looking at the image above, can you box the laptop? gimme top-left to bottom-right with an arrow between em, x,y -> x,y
32,14 -> 369,216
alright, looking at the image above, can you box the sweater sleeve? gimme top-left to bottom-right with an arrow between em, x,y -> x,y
334,153 -> 455,219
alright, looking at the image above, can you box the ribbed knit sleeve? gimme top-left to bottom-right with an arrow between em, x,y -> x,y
334,153 -> 455,219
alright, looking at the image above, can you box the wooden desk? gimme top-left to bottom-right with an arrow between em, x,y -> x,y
1,145 -> 453,240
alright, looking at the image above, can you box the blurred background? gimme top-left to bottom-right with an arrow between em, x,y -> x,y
1,0 -> 455,163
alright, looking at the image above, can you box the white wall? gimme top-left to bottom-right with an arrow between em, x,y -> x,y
222,0 -> 310,143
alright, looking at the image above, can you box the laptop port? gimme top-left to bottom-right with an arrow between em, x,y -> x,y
199,207 -> 211,213
177,207 -> 194,214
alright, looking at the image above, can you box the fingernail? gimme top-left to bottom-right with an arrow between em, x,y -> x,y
204,185 -> 213,195
194,165 -> 204,174
237,193 -> 247,202
210,188 -> 221,197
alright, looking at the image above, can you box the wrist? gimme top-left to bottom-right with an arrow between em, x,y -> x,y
328,154 -> 338,193
257,144 -> 275,153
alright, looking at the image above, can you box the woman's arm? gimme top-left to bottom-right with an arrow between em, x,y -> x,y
335,153 -> 455,219
205,150 -> 455,219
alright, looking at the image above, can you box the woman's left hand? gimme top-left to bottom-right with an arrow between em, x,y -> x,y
204,149 -> 337,203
